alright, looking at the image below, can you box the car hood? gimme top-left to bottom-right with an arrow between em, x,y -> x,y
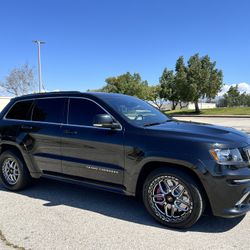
145,120 -> 250,148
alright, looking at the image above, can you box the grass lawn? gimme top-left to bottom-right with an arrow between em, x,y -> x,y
166,107 -> 250,116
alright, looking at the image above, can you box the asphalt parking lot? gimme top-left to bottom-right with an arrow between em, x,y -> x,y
0,117 -> 250,250
173,116 -> 250,134
0,178 -> 250,250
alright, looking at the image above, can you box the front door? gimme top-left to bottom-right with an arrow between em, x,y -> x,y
61,98 -> 124,185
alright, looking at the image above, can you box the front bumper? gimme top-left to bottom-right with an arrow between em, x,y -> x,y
201,165 -> 250,218
222,187 -> 250,218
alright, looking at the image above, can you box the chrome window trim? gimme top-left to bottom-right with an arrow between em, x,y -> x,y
3,118 -> 64,127
3,96 -> 123,131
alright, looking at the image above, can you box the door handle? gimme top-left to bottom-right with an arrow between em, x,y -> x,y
21,125 -> 33,130
63,130 -> 78,135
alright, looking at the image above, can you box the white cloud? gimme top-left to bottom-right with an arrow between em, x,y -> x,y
237,82 -> 250,94
218,82 -> 250,96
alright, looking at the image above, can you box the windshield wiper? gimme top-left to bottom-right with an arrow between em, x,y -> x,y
143,120 -> 171,127
143,122 -> 162,127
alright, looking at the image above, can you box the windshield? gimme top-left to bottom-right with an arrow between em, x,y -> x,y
102,95 -> 170,126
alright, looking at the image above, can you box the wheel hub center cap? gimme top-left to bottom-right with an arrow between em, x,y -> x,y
166,195 -> 174,203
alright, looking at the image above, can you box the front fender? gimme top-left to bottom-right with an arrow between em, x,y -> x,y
123,151 -> 208,195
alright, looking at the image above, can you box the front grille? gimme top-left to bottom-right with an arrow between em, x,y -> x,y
239,146 -> 250,168
243,147 -> 250,163
235,191 -> 250,207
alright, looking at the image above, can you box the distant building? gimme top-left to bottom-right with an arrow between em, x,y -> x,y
150,101 -> 216,110
0,97 -> 12,111
187,102 -> 216,110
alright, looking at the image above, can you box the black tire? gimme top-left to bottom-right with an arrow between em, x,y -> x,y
0,150 -> 32,191
143,167 -> 204,229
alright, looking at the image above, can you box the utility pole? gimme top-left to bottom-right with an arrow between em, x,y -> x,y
33,40 -> 45,92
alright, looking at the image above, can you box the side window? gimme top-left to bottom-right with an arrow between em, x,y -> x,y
6,100 -> 33,120
32,98 -> 65,123
68,98 -> 107,126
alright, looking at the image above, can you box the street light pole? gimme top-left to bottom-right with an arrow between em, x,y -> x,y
33,40 -> 45,93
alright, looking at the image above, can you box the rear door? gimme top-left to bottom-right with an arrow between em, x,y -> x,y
29,97 -> 66,173
61,97 -> 124,185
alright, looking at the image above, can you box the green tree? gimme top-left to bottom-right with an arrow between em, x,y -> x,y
246,95 -> 250,107
174,56 -> 189,109
240,92 -> 250,107
94,72 -> 149,99
159,54 -> 223,112
224,85 -> 241,107
217,96 -> 227,107
159,68 -> 179,110
146,85 -> 165,110
175,56 -> 188,103
185,54 -> 223,113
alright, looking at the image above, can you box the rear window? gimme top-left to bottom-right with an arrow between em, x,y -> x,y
32,98 -> 65,123
5,100 -> 33,120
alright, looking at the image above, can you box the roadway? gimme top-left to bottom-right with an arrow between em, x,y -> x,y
0,177 -> 250,250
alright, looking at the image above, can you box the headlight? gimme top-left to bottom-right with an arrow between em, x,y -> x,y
210,148 -> 244,164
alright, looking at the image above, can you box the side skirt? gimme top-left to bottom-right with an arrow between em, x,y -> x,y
42,171 -> 131,196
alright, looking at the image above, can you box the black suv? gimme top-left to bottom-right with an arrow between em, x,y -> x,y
0,91 -> 250,228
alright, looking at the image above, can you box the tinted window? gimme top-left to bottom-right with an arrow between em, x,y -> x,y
68,98 -> 107,126
6,100 -> 33,120
32,98 -> 65,123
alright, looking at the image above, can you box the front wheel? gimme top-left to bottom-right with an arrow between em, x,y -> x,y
143,168 -> 204,229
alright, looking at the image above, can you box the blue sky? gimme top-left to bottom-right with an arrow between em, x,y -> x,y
0,0 -> 249,94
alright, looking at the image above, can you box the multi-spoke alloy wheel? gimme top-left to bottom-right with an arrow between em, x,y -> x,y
143,168 -> 204,228
0,150 -> 32,190
149,176 -> 193,223
2,158 -> 20,185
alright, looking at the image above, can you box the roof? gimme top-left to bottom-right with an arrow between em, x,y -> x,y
12,91 -> 129,101
0,96 -> 12,99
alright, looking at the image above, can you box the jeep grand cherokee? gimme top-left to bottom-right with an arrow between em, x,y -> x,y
0,91 -> 250,228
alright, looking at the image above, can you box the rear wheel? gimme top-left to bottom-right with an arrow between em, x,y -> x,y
0,150 -> 32,191
143,167 -> 204,228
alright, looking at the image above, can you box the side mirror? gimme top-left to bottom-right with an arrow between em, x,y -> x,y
93,114 -> 121,129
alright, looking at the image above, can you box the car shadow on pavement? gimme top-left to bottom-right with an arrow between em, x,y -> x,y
0,178 -> 245,233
